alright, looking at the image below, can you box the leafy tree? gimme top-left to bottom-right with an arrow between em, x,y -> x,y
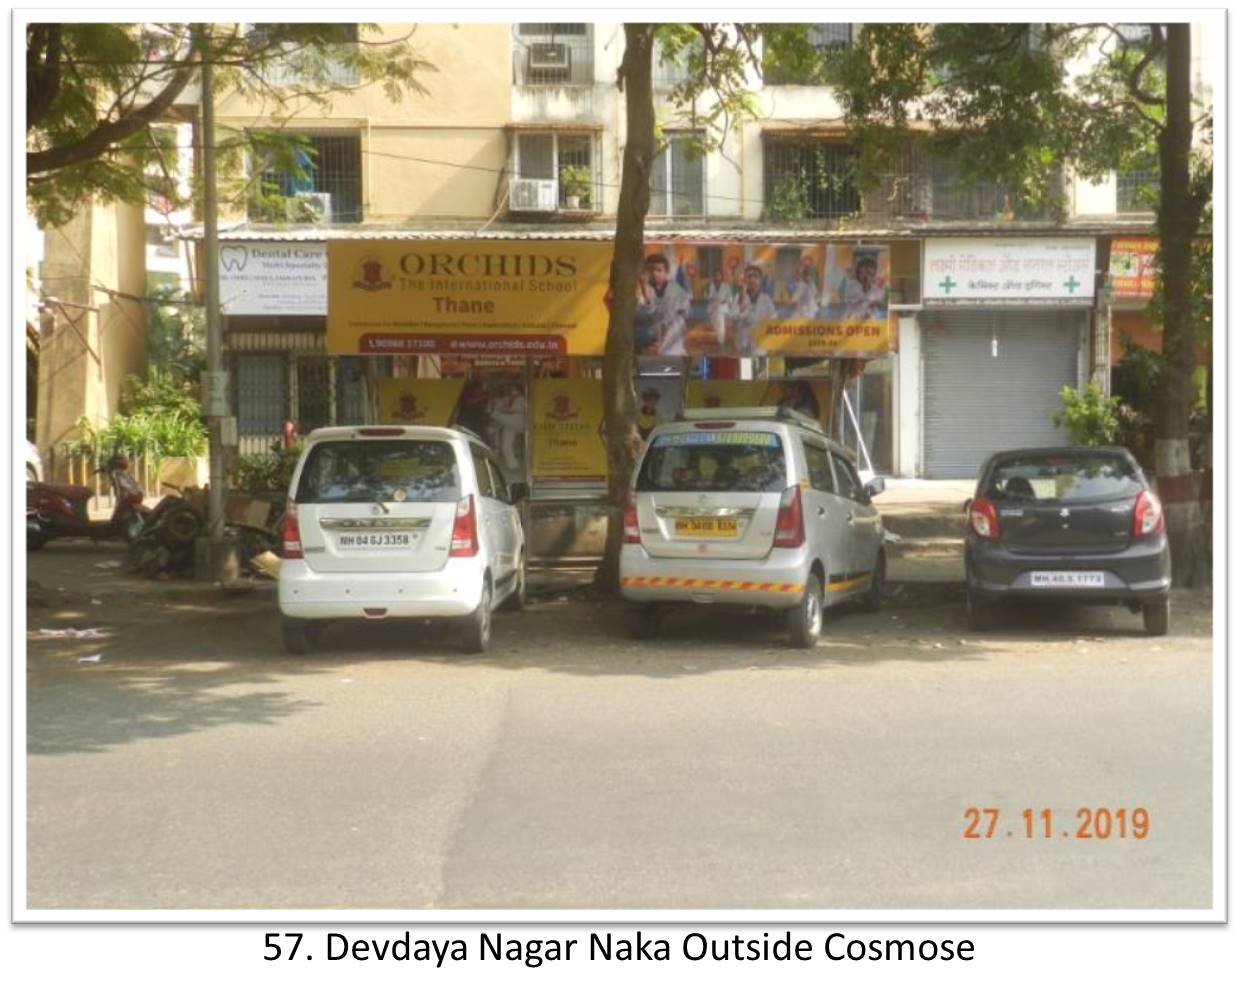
146,280 -> 205,381
1053,380 -> 1120,446
26,22 -> 432,226
818,23 -> 1211,585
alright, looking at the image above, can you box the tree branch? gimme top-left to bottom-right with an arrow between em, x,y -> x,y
27,34 -> 200,177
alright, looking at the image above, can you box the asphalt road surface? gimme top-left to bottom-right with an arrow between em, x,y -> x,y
25,543 -> 1214,911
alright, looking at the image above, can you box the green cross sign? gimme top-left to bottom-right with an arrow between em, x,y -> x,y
939,275 -> 956,294
1064,274 -> 1080,293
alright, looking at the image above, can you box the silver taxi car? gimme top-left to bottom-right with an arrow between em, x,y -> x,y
279,425 -> 526,655
620,407 -> 886,647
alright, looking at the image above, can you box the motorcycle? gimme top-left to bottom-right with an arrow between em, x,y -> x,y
124,481 -> 205,578
27,454 -> 147,551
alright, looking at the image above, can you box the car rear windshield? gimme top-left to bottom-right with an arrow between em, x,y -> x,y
295,440 -> 461,504
635,430 -> 787,493
984,453 -> 1142,504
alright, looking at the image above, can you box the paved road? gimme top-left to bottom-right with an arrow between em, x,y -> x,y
25,543 -> 1213,910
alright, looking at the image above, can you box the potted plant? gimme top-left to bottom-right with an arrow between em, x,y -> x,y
559,165 -> 592,209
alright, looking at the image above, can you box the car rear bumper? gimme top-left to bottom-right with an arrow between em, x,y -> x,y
966,534 -> 1170,603
619,544 -> 811,608
278,558 -> 485,620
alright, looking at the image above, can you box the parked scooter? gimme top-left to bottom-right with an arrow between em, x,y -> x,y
27,454 -> 147,551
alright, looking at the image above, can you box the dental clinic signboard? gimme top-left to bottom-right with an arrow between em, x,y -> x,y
923,237 -> 1096,307
219,241 -> 327,315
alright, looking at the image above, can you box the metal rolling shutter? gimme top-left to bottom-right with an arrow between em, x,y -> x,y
922,310 -> 1082,479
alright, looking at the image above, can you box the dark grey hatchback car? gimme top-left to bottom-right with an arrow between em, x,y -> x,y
964,447 -> 1170,636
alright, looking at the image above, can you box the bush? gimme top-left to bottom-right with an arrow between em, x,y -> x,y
1052,380 -> 1119,446
233,440 -> 303,495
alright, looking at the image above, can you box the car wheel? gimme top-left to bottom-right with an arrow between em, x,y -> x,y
502,551 -> 526,611
281,616 -> 314,655
966,589 -> 994,631
788,574 -> 823,648
626,604 -> 661,639
1143,597 -> 1170,637
860,552 -> 885,613
462,581 -> 493,653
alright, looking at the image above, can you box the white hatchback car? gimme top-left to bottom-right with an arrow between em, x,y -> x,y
278,425 -> 526,654
620,407 -> 886,647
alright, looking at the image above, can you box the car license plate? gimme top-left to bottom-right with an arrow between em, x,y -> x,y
336,532 -> 416,550
675,517 -> 739,538
1030,570 -> 1106,588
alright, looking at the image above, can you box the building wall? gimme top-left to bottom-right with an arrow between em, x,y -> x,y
37,199 -> 148,479
214,23 -> 512,222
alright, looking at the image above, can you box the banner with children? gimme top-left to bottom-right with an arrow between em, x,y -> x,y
635,241 -> 893,358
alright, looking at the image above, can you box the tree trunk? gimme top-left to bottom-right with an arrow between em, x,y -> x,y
1155,24 -> 1208,587
594,24 -> 655,593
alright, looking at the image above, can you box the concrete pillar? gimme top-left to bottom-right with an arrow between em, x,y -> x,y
894,311 -> 921,479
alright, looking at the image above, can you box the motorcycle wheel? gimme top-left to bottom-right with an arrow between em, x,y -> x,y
157,506 -> 203,546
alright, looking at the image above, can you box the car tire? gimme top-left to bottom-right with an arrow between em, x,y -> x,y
462,581 -> 493,654
27,529 -> 47,552
788,574 -> 823,648
626,604 -> 661,639
281,617 -> 314,655
860,552 -> 885,613
966,589 -> 994,631
501,551 -> 526,612
1143,597 -> 1170,637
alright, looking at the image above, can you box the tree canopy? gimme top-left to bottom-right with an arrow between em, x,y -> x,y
26,22 -> 432,226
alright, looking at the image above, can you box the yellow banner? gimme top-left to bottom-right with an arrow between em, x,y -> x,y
530,379 -> 607,485
376,379 -> 464,426
328,240 -> 613,356
685,380 -> 831,423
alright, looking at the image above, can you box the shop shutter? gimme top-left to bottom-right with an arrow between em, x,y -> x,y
921,310 -> 1082,479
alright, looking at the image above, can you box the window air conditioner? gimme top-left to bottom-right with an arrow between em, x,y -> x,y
509,178 -> 558,212
528,42 -> 571,78
290,191 -> 332,223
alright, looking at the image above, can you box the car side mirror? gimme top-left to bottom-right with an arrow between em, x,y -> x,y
508,482 -> 529,503
863,476 -> 885,499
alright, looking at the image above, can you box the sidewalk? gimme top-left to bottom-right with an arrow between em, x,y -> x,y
875,479 -> 973,584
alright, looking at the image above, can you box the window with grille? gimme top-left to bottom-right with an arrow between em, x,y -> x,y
763,139 -> 860,221
763,24 -> 851,84
250,132 -> 362,223
235,354 -> 286,439
296,356 -> 331,432
514,24 -> 593,85
246,24 -> 360,86
649,133 -> 705,217
514,132 -> 595,209
1117,168 -> 1159,213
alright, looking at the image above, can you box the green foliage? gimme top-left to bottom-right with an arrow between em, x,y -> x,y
558,164 -> 592,203
233,440 -> 303,494
765,173 -> 810,221
59,369 -> 207,464
1052,380 -> 1119,446
27,23 -> 434,226
146,280 -> 205,381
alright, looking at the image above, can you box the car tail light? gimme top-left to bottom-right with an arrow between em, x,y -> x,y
1132,489 -> 1164,536
623,499 -> 640,543
773,485 -> 805,548
969,497 -> 1001,540
282,501 -> 303,559
450,494 -> 479,556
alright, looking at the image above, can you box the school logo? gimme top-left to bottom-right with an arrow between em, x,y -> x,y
354,257 -> 392,291
392,391 -> 427,422
545,394 -> 580,421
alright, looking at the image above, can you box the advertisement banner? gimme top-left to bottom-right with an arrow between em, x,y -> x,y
636,241 -> 892,357
684,380 -> 831,423
220,242 -> 327,315
635,377 -> 683,442
1110,237 -> 1159,299
327,240 -> 612,355
376,379 -> 464,427
530,380 -> 606,487
923,237 -> 1097,306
